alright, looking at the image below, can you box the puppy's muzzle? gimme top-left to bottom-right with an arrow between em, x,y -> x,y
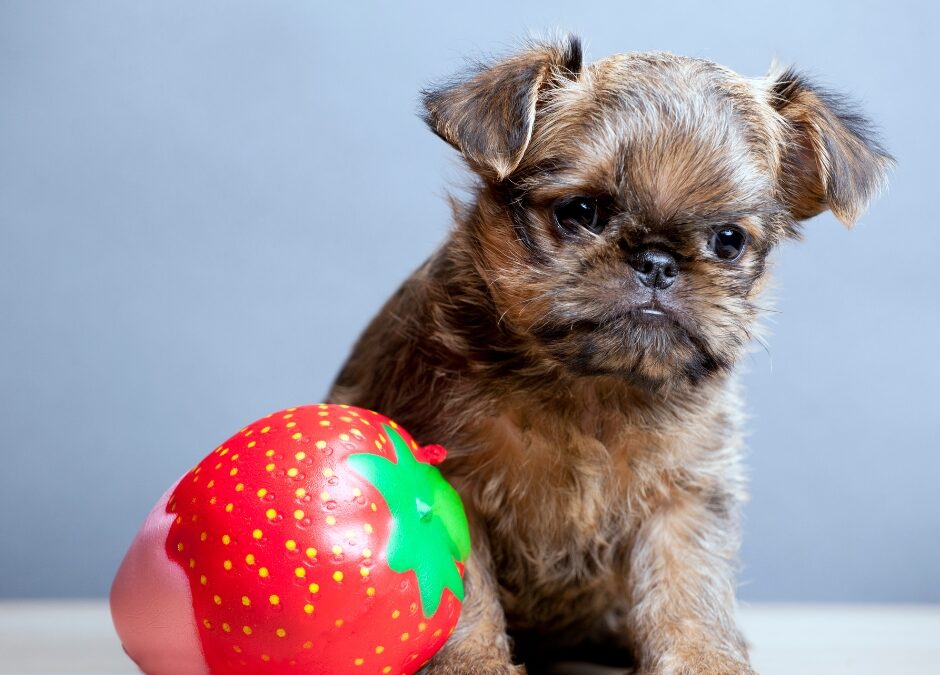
629,249 -> 678,290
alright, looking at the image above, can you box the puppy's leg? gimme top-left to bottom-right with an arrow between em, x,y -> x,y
626,490 -> 754,675
420,528 -> 523,675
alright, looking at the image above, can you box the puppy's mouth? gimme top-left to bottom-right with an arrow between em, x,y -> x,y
631,301 -> 673,323
531,296 -> 726,384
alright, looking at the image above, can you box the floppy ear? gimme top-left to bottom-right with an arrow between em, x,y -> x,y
422,36 -> 583,181
768,66 -> 894,227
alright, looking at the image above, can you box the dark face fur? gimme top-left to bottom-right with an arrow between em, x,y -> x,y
423,38 -> 892,388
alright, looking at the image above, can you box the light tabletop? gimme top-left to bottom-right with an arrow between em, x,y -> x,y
0,601 -> 937,674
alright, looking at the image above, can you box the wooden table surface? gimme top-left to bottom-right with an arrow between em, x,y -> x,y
1,601 -> 938,674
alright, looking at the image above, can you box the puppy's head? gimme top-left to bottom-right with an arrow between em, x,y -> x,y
423,37 -> 892,387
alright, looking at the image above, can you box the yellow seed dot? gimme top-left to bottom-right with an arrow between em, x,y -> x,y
304,603 -> 314,614
315,440 -> 327,450
265,463 -> 275,472
391,610 -> 400,619
360,567 -> 370,577
383,667 -> 391,674
366,587 -> 375,597
294,509 -> 304,520
306,547 -> 317,559
295,487 -> 307,498
203,619 -> 212,629
261,654 -> 271,662
252,529 -> 263,540
335,619 -> 344,627
283,413 -> 293,419
223,560 -> 233,571
276,628 -> 287,638
230,453 -> 239,462
362,548 -> 372,558
234,483 -> 244,492
333,571 -> 344,582
265,449 -> 275,458
292,432 -> 302,440
331,545 -> 342,555
199,575 -> 207,586
308,582 -> 320,593
242,596 -> 251,606
400,632 -> 409,641
222,622 -> 231,633
319,420 -> 330,427
200,531 -> 207,542
351,487 -> 362,497
285,539 -> 297,551
189,558 -> 196,569
295,567 -> 306,578
303,640 -> 313,649
326,516 -> 336,525
269,594 -> 280,605
370,503 -> 377,512
257,488 -> 268,498
176,542 -> 184,552
266,508 -> 277,519
222,534 -> 231,545
247,440 -> 256,448
375,645 -> 384,654
363,523 -> 373,534
261,426 -> 271,433
339,433 -> 350,442
354,658 -> 364,666
224,503 -> 234,513
213,594 -> 222,605
287,468 -> 299,478
258,567 -> 269,578
233,645 -> 242,653
320,491 -> 331,501
229,468 -> 238,477
243,625 -> 252,635
206,479 -> 215,488
296,451 -> 307,461
208,496 -> 217,505
219,448 -> 229,456
245,553 -> 255,565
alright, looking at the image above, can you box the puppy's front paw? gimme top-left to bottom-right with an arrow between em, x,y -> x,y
418,650 -> 525,675
644,650 -> 755,675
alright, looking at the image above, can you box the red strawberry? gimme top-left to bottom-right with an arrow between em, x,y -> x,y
111,404 -> 471,674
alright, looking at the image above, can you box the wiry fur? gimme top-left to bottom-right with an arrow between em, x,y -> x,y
329,36 -> 892,674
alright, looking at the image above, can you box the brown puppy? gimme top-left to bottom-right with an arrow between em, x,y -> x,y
329,36 -> 891,675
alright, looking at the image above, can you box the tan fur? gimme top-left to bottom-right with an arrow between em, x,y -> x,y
329,37 -> 891,674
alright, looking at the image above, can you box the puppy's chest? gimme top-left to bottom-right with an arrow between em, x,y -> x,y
448,409 -> 675,586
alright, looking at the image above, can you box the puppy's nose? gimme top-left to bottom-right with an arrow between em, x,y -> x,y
629,249 -> 678,290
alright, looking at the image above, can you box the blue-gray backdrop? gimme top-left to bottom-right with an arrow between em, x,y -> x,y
1,1 -> 937,602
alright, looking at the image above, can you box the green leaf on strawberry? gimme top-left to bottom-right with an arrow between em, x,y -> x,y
348,424 -> 471,617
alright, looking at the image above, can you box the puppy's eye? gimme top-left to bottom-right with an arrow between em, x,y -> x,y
709,226 -> 747,261
552,197 -> 604,234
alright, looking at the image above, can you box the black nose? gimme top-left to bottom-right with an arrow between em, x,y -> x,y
629,249 -> 678,290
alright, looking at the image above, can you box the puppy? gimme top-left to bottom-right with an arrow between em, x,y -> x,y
329,36 -> 891,675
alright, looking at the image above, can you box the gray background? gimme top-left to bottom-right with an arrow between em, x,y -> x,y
1,1 -> 937,602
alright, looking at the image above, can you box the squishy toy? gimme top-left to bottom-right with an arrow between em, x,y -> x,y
111,404 -> 471,674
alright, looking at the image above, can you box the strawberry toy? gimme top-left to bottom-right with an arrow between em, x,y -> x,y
111,404 -> 471,675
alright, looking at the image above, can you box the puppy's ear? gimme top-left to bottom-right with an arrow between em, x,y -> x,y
768,66 -> 893,227
422,36 -> 582,181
